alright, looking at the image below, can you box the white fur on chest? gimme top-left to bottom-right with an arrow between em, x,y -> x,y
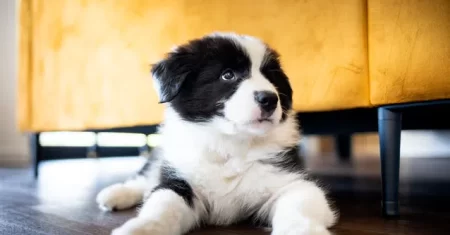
193,158 -> 300,225
158,109 -> 302,225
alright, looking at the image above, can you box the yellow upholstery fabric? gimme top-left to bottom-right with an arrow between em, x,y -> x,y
368,0 -> 450,105
18,0 -> 370,131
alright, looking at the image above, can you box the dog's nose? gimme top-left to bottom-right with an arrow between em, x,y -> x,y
254,91 -> 278,115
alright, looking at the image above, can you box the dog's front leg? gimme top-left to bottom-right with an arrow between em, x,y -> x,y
270,181 -> 338,235
111,189 -> 202,235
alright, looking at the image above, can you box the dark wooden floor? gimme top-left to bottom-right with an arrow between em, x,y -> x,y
1,154 -> 450,235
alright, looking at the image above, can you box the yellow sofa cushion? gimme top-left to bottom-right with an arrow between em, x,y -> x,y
19,0 -> 370,131
368,0 -> 450,106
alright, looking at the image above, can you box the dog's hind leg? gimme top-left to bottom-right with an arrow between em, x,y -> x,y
96,158 -> 161,212
110,163 -> 206,235
111,189 -> 204,235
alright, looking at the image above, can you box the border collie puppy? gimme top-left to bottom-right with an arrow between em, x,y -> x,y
96,32 -> 337,235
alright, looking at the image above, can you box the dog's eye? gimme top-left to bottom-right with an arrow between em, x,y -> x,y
221,70 -> 236,81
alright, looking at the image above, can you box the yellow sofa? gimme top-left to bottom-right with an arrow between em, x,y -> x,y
18,0 -> 450,132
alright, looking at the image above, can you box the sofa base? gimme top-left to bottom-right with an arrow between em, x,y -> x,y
334,134 -> 352,160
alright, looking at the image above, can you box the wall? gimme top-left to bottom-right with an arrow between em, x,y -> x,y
0,0 -> 29,166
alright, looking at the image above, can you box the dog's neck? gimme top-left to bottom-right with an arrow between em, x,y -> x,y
158,107 -> 300,163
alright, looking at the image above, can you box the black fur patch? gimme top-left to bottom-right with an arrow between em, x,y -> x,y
260,49 -> 293,121
151,36 -> 251,122
152,161 -> 195,208
136,148 -> 160,176
260,145 -> 304,173
137,160 -> 152,176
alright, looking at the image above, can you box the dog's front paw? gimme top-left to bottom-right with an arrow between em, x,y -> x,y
96,184 -> 140,211
272,221 -> 332,235
111,217 -> 172,235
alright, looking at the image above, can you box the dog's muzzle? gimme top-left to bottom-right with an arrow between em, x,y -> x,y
254,91 -> 278,118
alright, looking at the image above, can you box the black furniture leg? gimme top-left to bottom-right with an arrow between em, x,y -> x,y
378,107 -> 402,217
334,134 -> 352,160
30,133 -> 41,178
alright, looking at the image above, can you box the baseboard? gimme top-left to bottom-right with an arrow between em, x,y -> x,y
314,131 -> 450,159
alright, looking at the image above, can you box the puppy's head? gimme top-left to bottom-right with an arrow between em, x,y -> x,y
151,33 -> 293,136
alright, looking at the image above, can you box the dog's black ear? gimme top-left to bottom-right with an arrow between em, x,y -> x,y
151,51 -> 194,103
